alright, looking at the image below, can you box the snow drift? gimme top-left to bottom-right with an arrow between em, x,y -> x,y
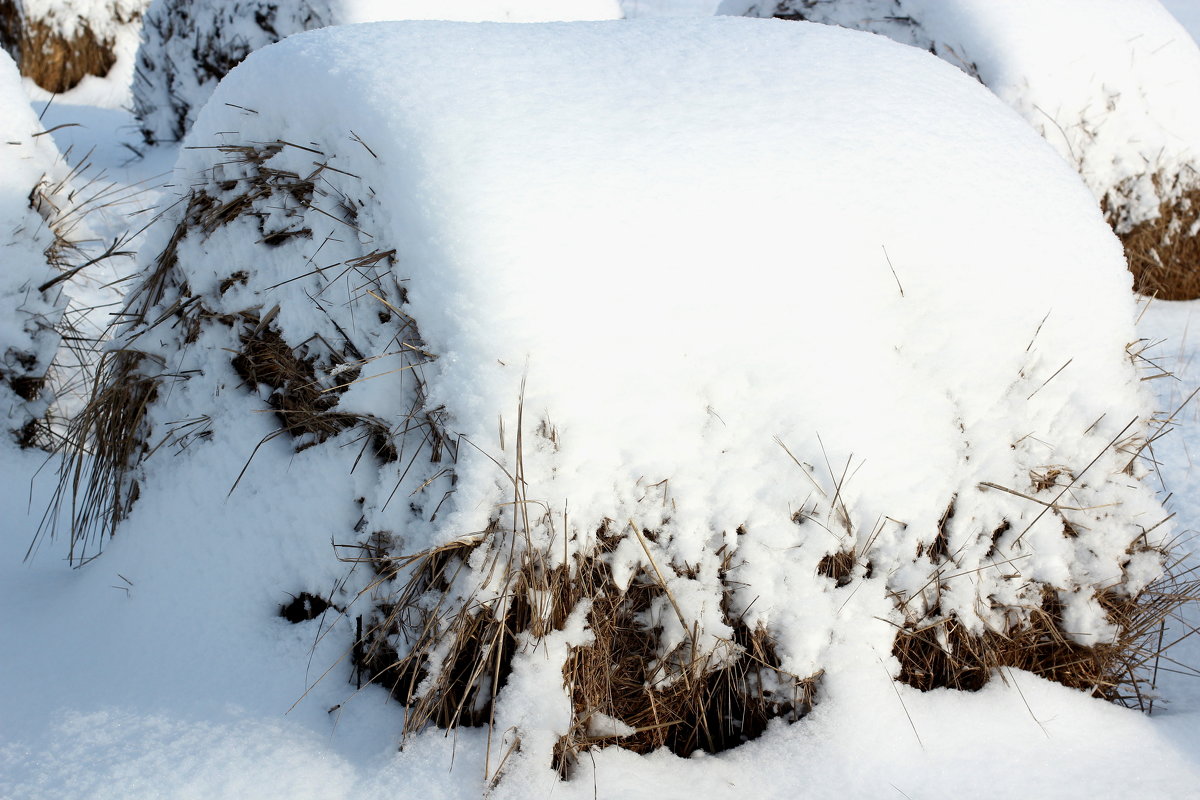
66,17 -> 1171,784
724,0 -> 1200,298
132,0 -> 623,144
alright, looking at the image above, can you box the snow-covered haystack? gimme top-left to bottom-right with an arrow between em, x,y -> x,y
724,0 -> 1200,299
0,0 -> 147,92
0,50 -> 70,445
64,18 -> 1179,780
133,0 -> 622,145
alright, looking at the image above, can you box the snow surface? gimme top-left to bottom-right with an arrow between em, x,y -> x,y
2,11 -> 1200,800
724,0 -> 1200,233
133,0 -> 622,144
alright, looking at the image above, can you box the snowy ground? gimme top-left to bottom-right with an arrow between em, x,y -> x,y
4,12 -> 1200,800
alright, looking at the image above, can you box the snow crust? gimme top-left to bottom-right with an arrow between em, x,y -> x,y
724,0 -> 1200,232
97,17 -> 1170,785
0,50 -> 64,439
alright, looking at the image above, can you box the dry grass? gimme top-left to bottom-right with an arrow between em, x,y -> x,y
38,349 -> 157,563
347,516 -> 819,778
892,550 -> 1199,709
0,0 -> 131,92
1113,182 -> 1200,301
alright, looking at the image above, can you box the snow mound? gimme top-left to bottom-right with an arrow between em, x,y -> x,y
0,50 -> 66,444
77,17 -> 1167,784
724,0 -> 1200,297
0,0 -> 147,93
132,0 -> 622,144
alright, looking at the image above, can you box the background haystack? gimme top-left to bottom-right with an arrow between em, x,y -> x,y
61,19 -> 1181,786
723,0 -> 1200,299
0,0 -> 147,93
133,0 -> 623,144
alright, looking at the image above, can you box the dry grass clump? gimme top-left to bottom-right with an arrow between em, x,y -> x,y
0,0 -> 136,92
892,546 -> 1198,710
1112,180 -> 1200,301
350,520 -> 819,776
556,555 -> 817,768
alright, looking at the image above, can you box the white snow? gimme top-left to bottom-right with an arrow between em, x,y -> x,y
903,0 -> 1200,232
723,0 -> 1200,233
2,10 -> 1200,800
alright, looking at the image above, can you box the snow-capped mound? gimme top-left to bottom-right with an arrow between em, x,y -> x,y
0,0 -> 147,93
133,0 -> 623,144
0,50 -> 66,443
81,17 -> 1166,785
724,0 -> 1200,297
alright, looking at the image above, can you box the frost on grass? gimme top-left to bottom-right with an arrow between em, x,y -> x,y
0,0 -> 147,92
60,18 -> 1179,785
132,0 -> 623,145
725,0 -> 1200,298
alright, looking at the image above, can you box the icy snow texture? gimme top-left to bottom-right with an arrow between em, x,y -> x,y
133,0 -> 622,144
724,0 -> 1200,231
0,50 -> 64,441
110,17 -> 1164,781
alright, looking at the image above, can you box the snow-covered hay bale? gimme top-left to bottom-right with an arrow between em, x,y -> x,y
133,0 -> 622,145
0,51 -> 68,444
0,0 -> 146,93
724,0 -> 1200,299
67,18 -> 1178,779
